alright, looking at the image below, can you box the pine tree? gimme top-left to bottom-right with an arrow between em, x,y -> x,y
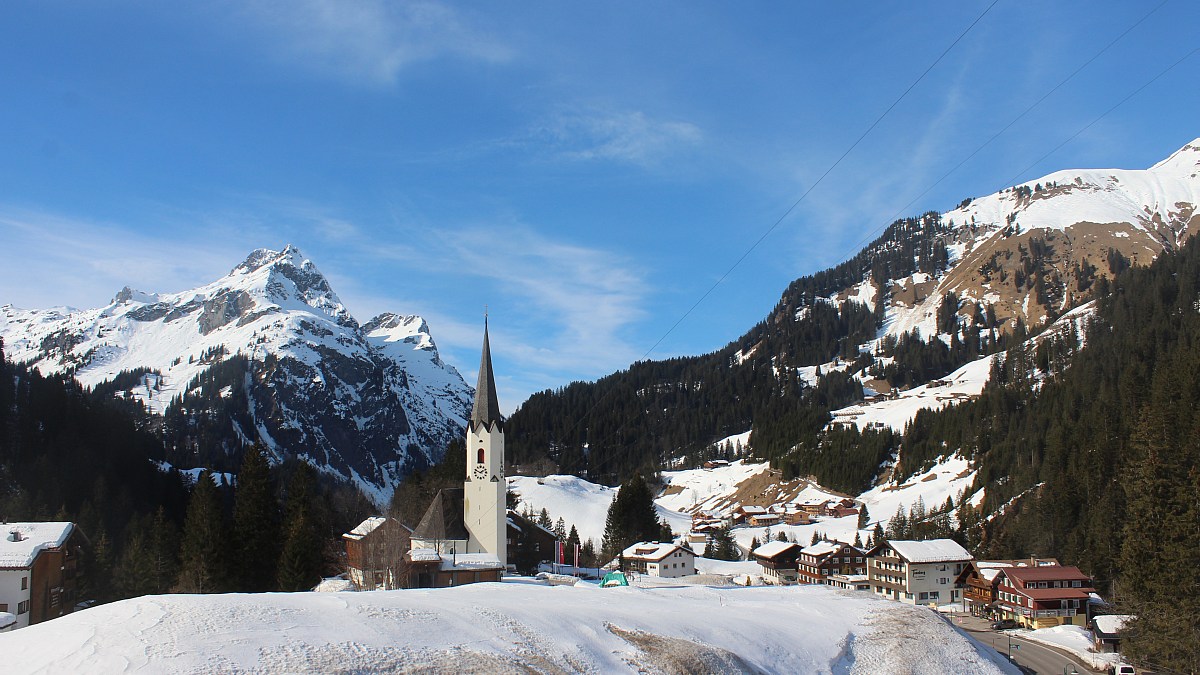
857,504 -> 870,529
176,471 -> 229,593
705,525 -> 740,561
600,474 -> 665,559
277,463 -> 324,592
232,445 -> 279,592
553,517 -> 567,542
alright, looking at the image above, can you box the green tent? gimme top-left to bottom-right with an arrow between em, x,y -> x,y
600,571 -> 629,587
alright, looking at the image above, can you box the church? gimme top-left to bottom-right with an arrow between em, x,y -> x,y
406,320 -> 510,587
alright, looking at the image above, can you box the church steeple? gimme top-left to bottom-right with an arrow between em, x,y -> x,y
470,318 -> 502,431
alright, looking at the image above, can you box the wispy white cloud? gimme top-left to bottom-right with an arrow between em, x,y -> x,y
364,220 -> 647,372
0,206 -> 252,310
533,109 -> 703,166
232,0 -> 513,85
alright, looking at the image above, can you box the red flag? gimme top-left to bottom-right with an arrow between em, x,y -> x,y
555,540 -> 563,565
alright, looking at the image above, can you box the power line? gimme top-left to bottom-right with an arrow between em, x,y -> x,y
1001,44 -> 1199,189
642,0 -> 1002,360
838,0 -> 1171,270
550,0 -> 1003,460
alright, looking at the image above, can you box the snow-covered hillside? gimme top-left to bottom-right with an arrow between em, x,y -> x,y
511,455 -> 982,553
884,138 -> 1200,337
0,246 -> 473,504
0,582 -> 1019,674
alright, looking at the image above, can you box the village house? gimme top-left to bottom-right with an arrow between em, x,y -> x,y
751,541 -> 801,584
343,517 -> 412,591
954,558 -> 1060,617
797,540 -> 866,585
506,510 -> 557,574
406,548 -> 504,589
0,522 -> 85,629
1091,614 -> 1131,654
779,508 -> 813,526
619,542 -> 696,579
748,513 -> 781,528
867,539 -> 972,606
733,505 -> 768,524
824,500 -> 860,518
993,565 -> 1096,629
798,498 -> 827,515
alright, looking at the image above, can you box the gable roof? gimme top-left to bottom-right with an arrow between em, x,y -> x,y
884,539 -> 972,564
752,540 -> 800,560
622,542 -> 687,562
343,516 -> 411,541
1000,565 -> 1092,584
0,522 -> 75,569
411,489 -> 469,542
1093,615 -> 1131,636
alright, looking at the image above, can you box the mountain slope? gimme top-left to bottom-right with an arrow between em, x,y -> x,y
507,138 -> 1200,485
0,246 -> 472,503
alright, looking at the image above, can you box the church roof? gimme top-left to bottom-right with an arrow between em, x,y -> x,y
411,489 -> 469,542
470,320 -> 503,431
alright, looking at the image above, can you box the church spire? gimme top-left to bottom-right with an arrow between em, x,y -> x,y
471,317 -> 502,430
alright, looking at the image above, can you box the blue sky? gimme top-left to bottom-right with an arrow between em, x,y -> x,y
2,1 -> 1198,411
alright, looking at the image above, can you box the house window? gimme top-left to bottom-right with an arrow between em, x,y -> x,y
18,600 -> 29,614
0,603 -> 6,612
1072,580 -> 1081,587
21,576 -> 28,590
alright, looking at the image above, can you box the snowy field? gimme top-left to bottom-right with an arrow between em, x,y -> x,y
0,582 -> 1020,674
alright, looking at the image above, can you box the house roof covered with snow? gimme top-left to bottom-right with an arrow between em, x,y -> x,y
884,539 -> 972,564
0,522 -> 74,569
1093,614 -> 1131,636
622,542 -> 688,562
801,540 -> 846,558
409,548 -> 442,563
752,541 -> 799,560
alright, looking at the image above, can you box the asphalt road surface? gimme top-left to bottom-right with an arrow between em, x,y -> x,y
988,632 -> 1093,674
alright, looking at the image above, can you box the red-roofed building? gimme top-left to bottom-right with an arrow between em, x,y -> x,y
993,565 -> 1096,629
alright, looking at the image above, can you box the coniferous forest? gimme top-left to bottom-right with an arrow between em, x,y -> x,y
0,348 -> 367,603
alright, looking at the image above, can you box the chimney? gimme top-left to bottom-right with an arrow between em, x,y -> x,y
7,530 -> 22,542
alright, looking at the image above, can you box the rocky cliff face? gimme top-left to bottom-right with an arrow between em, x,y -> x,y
0,246 -> 472,504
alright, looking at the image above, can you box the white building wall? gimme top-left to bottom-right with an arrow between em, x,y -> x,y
0,568 -> 32,629
464,424 -> 506,562
905,561 -> 966,605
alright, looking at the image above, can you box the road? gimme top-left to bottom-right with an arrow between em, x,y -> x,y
989,632 -> 1093,675
952,614 -> 1096,675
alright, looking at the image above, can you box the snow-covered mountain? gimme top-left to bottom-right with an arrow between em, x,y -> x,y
0,246 -> 472,504
879,138 -> 1200,337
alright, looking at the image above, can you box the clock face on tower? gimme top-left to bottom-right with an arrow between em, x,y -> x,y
472,464 -> 488,481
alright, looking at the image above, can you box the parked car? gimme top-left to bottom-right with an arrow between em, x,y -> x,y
1109,663 -> 1135,675
991,619 -> 1019,630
